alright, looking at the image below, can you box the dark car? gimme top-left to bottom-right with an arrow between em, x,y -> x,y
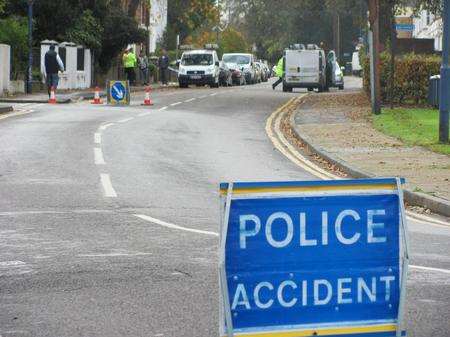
219,61 -> 233,87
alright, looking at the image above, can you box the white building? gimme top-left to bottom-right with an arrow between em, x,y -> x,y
40,40 -> 92,90
413,10 -> 443,51
0,44 -> 11,96
149,0 -> 168,53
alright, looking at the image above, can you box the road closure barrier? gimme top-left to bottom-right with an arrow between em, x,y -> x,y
48,86 -> 56,104
219,178 -> 408,337
92,86 -> 103,105
142,86 -> 154,106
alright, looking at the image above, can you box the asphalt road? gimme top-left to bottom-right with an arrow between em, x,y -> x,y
0,81 -> 449,337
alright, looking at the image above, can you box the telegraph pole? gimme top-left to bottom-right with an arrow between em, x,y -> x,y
27,0 -> 34,94
440,0 -> 450,143
368,0 -> 381,114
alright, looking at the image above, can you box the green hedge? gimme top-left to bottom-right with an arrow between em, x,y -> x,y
362,52 -> 441,104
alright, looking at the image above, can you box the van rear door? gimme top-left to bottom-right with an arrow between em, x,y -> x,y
285,50 -> 302,84
298,50 -> 319,85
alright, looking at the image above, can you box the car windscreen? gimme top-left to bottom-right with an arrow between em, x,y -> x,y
182,54 -> 213,66
223,55 -> 250,65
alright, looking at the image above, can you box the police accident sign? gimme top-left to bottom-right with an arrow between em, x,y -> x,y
219,178 -> 408,337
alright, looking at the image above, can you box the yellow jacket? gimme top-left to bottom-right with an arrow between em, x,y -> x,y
123,51 -> 137,68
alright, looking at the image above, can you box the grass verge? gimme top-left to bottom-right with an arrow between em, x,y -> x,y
373,108 -> 450,155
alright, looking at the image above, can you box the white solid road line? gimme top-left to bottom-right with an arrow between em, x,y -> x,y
99,123 -> 114,131
94,133 -> 102,144
117,117 -> 134,123
410,265 -> 450,274
100,173 -> 117,197
170,102 -> 182,106
94,148 -> 106,165
184,98 -> 196,103
134,214 -> 219,237
159,106 -> 168,111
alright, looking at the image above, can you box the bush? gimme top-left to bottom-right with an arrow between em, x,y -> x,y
0,16 -> 28,80
362,52 -> 441,104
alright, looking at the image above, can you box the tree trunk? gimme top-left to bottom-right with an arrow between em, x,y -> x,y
389,1 -> 396,109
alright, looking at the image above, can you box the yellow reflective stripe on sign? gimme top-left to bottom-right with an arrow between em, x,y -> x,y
219,184 -> 397,196
221,323 -> 397,337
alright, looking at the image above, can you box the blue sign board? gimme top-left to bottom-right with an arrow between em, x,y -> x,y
108,80 -> 130,105
219,178 -> 408,337
396,24 -> 414,32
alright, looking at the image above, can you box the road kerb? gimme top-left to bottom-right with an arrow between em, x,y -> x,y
267,94 -> 450,222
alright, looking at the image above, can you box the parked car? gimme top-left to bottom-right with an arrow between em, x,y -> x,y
178,48 -> 220,88
222,53 -> 256,84
258,60 -> 270,82
222,58 -> 246,85
254,62 -> 263,83
219,61 -> 233,87
326,51 -> 344,90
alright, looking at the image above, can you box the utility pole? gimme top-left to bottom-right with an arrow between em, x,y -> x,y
368,0 -> 381,114
27,0 -> 34,94
440,0 -> 450,143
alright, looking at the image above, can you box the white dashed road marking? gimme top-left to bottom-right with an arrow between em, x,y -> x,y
138,112 -> 152,117
170,102 -> 182,106
134,214 -> 219,237
99,123 -> 114,131
94,133 -> 102,144
94,148 -> 106,165
100,174 -> 117,198
159,106 -> 168,111
184,98 -> 196,103
117,117 -> 134,123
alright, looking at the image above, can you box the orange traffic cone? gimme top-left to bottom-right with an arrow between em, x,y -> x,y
48,86 -> 56,104
92,87 -> 102,104
142,86 -> 153,106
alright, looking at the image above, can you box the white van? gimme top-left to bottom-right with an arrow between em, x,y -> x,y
283,45 -> 327,92
178,49 -> 220,88
352,51 -> 362,76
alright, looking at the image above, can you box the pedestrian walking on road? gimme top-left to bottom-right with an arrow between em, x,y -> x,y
138,50 -> 149,86
159,49 -> 170,86
44,45 -> 65,98
123,47 -> 137,86
272,56 -> 285,90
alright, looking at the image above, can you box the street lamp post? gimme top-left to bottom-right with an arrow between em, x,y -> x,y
27,0 -> 34,94
440,0 -> 450,143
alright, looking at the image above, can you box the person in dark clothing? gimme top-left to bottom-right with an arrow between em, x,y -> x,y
44,45 -> 65,98
158,49 -> 170,86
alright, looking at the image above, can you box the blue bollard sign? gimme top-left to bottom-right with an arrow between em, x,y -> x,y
107,80 -> 130,105
219,178 -> 408,337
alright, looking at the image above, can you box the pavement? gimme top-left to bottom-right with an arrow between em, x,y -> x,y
0,79 -> 449,337
287,77 -> 450,218
0,82 -> 178,104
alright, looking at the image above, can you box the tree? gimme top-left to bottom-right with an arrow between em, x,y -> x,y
0,15 -> 28,79
164,0 -> 220,49
1,0 -> 147,73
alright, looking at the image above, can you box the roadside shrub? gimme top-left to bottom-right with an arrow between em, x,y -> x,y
362,52 -> 441,105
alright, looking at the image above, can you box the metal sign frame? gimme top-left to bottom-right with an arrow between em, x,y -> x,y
219,178 -> 408,337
